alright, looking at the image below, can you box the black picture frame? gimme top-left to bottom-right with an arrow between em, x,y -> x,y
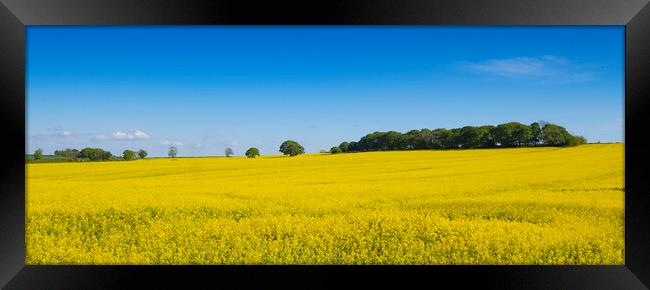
1,0 -> 649,288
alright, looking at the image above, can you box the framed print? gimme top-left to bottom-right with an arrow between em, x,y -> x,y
1,0 -> 649,288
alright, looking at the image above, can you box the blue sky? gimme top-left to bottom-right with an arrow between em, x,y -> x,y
27,26 -> 624,157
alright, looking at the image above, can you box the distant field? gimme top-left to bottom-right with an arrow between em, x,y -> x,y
25,155 -> 68,163
26,144 -> 624,265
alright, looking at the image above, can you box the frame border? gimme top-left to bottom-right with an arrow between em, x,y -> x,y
1,0 -> 649,288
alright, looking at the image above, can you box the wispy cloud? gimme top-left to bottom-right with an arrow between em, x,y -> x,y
32,127 -> 77,139
161,140 -> 183,147
457,55 -> 594,84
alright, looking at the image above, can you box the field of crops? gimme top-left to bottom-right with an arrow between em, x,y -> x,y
26,143 -> 624,265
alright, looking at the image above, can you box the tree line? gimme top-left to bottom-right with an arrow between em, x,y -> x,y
31,148 -> 149,162
329,121 -> 586,154
32,121 -> 586,162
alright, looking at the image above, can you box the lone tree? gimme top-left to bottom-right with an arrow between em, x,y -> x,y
279,140 -> 305,157
138,149 -> 148,159
245,147 -> 260,158
123,150 -> 137,161
168,146 -> 177,158
225,147 -> 234,157
34,148 -> 43,160
330,146 -> 342,154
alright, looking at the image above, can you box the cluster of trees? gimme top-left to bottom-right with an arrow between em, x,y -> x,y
330,121 -> 586,153
52,148 -> 113,161
123,149 -> 148,161
49,147 -> 148,161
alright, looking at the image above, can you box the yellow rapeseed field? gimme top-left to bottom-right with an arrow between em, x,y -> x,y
26,144 -> 624,265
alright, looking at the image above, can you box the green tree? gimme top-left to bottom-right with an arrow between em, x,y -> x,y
225,147 -> 234,157
78,148 -> 97,160
493,123 -> 512,147
330,146 -> 342,154
381,131 -> 406,150
493,122 -> 529,147
34,148 -> 43,160
245,147 -> 260,158
431,128 -> 453,149
79,148 -> 111,161
347,141 -> 359,152
529,122 -> 543,146
404,129 -> 420,149
338,142 -> 350,152
541,124 -> 567,146
358,132 -> 385,151
566,135 -> 587,146
279,140 -> 305,156
457,126 -> 484,148
55,148 -> 79,161
448,128 -> 462,149
168,146 -> 177,158
478,125 -> 496,148
138,149 -> 148,159
415,129 -> 434,149
511,123 -> 532,147
122,150 -> 136,161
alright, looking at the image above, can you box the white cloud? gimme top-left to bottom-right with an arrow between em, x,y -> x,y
111,130 -> 151,140
161,140 -> 183,147
112,131 -> 129,139
458,55 -> 594,83
133,130 -> 149,139
464,57 -> 547,76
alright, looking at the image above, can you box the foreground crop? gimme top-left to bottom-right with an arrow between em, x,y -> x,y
26,144 -> 624,264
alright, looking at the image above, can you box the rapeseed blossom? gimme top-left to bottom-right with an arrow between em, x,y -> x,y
26,144 -> 624,265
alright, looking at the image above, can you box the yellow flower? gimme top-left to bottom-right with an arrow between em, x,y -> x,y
26,144 -> 623,265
